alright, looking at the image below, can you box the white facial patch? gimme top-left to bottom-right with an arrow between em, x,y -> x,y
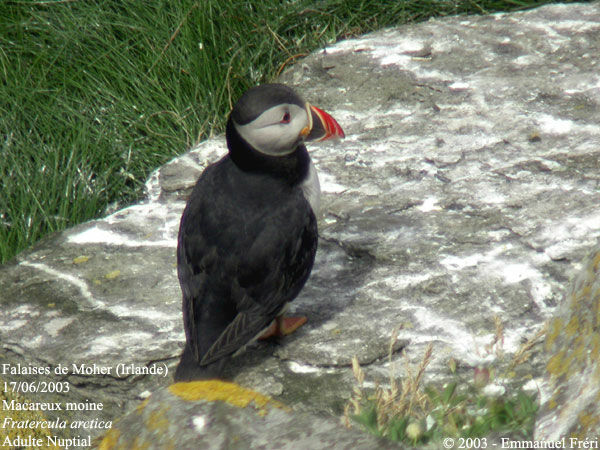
233,103 -> 309,156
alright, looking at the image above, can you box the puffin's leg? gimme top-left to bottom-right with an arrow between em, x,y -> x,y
258,316 -> 307,340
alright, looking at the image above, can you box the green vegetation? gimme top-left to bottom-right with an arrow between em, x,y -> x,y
345,323 -> 544,446
0,0 -> 586,263
348,365 -> 538,445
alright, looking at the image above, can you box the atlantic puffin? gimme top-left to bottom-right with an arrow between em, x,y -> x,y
175,83 -> 344,380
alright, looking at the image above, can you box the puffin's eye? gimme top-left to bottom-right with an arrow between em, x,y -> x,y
281,112 -> 291,123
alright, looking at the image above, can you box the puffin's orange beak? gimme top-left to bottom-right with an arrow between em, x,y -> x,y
301,103 -> 345,142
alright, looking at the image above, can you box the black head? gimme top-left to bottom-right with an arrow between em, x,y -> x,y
226,83 -> 344,181
229,84 -> 311,157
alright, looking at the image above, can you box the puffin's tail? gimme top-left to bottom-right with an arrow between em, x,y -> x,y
173,344 -> 225,382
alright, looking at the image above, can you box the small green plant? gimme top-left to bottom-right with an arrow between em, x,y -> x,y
344,322 -> 541,446
424,381 -> 538,440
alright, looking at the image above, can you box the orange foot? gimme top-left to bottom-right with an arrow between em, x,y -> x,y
258,316 -> 307,340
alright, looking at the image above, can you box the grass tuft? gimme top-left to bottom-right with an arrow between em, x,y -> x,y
344,319 -> 543,445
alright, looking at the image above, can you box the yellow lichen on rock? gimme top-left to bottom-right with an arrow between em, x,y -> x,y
96,428 -> 121,450
546,350 -> 565,377
544,317 -> 563,352
135,398 -> 150,415
131,435 -> 152,450
104,270 -> 121,280
578,411 -> 599,429
596,289 -> 600,325
72,255 -> 90,264
565,316 -> 579,338
168,380 -> 287,413
592,251 -> 600,271
538,245 -> 600,439
145,405 -> 170,433
578,285 -> 591,304
591,334 -> 600,360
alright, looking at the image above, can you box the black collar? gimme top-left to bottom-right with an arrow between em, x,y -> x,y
226,118 -> 310,186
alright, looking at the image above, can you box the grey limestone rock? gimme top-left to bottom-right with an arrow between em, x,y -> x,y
535,244 -> 600,440
96,380 -> 395,449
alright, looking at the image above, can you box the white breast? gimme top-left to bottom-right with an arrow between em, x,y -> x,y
300,159 -> 321,216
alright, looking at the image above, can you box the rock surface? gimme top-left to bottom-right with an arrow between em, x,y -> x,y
535,245 -> 600,440
97,380 -> 394,449
1,2 -> 600,446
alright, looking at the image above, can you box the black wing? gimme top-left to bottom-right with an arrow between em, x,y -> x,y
177,159 -> 317,366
